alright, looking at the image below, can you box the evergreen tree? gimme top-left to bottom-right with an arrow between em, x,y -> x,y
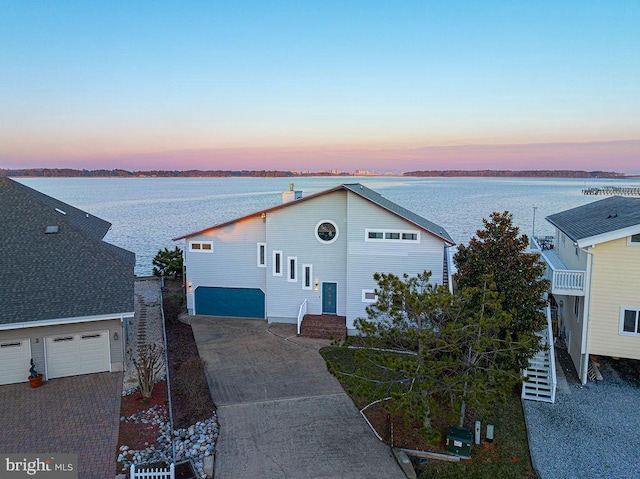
152,246 -> 183,279
453,211 -> 550,371
331,271 -> 526,439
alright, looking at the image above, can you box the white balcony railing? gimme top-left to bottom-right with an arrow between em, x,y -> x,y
533,237 -> 587,296
551,270 -> 585,294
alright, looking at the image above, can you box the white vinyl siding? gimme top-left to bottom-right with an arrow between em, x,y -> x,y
265,191 -> 348,322
182,217 -> 266,315
346,193 -> 444,331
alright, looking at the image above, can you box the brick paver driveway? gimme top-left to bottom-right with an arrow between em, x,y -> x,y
0,372 -> 123,479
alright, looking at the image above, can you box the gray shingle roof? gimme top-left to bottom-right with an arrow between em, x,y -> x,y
174,183 -> 454,245
342,184 -> 454,244
546,196 -> 640,244
0,178 -> 135,326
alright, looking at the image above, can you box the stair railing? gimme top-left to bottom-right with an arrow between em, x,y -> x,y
297,299 -> 308,335
545,305 -> 557,403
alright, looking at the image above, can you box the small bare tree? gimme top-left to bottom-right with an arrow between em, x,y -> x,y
132,343 -> 164,398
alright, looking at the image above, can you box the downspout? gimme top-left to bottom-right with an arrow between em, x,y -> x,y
120,314 -> 126,372
579,246 -> 594,385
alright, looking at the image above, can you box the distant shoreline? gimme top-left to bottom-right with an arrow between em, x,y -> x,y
1,168 -> 634,179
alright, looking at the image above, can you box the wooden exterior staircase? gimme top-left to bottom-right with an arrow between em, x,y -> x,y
521,306 -> 557,403
299,314 -> 347,341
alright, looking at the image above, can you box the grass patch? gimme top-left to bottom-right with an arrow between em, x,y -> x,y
320,346 -> 536,479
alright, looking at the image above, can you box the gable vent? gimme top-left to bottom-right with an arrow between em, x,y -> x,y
45,225 -> 59,234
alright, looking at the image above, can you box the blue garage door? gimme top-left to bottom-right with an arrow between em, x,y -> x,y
195,287 -> 265,318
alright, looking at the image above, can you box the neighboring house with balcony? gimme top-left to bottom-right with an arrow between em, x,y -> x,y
532,195 -> 640,384
0,178 -> 135,385
173,183 -> 454,338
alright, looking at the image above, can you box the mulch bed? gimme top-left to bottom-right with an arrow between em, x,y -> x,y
163,280 -> 216,429
118,381 -> 168,451
363,401 -> 433,451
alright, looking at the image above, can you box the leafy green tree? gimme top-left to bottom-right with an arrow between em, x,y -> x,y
333,271 -> 526,439
453,211 -> 549,371
152,246 -> 183,279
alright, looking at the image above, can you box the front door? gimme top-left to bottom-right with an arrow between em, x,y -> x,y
322,282 -> 337,314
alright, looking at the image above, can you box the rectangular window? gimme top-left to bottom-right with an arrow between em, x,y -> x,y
302,264 -> 312,290
365,229 -> 419,242
628,234 -> 640,246
273,251 -> 282,276
288,256 -> 297,282
362,289 -> 377,303
620,308 -> 640,335
575,247 -> 580,257
574,297 -> 580,318
257,243 -> 266,267
189,241 -> 213,253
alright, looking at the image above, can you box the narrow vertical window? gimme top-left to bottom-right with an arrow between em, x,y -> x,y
302,264 -> 312,290
273,251 -> 282,276
257,243 -> 266,267
574,297 -> 580,318
288,256 -> 297,282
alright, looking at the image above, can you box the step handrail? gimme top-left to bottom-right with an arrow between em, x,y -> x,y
297,299 -> 308,335
545,305 -> 557,403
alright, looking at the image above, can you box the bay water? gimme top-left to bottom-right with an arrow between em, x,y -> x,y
16,176 -> 640,275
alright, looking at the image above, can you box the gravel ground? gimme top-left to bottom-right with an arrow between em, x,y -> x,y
523,348 -> 640,479
124,277 -> 166,391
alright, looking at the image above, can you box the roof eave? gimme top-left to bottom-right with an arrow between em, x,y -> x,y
577,225 -> 640,248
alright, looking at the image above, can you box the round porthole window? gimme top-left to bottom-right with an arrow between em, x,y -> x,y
316,220 -> 338,244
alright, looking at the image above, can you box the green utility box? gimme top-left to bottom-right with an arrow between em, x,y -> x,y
445,426 -> 472,458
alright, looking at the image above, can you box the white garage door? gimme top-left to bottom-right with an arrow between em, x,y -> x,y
0,339 -> 31,385
46,331 -> 110,379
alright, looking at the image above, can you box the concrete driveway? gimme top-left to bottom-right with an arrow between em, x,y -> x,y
190,316 -> 405,479
0,372 -> 122,479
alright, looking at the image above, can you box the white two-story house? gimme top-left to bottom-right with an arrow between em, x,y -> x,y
174,183 -> 454,337
533,195 -> 640,384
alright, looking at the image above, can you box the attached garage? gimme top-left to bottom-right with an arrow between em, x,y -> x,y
195,286 -> 265,318
45,331 -> 111,379
0,338 -> 31,385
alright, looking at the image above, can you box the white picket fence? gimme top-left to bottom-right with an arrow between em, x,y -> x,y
130,463 -> 174,479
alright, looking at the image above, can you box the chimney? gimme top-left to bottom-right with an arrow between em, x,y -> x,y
282,183 -> 302,204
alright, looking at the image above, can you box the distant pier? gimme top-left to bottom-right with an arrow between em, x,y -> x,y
583,186 -> 640,197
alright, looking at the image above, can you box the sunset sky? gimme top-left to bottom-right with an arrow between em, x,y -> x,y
1,1 -> 639,173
